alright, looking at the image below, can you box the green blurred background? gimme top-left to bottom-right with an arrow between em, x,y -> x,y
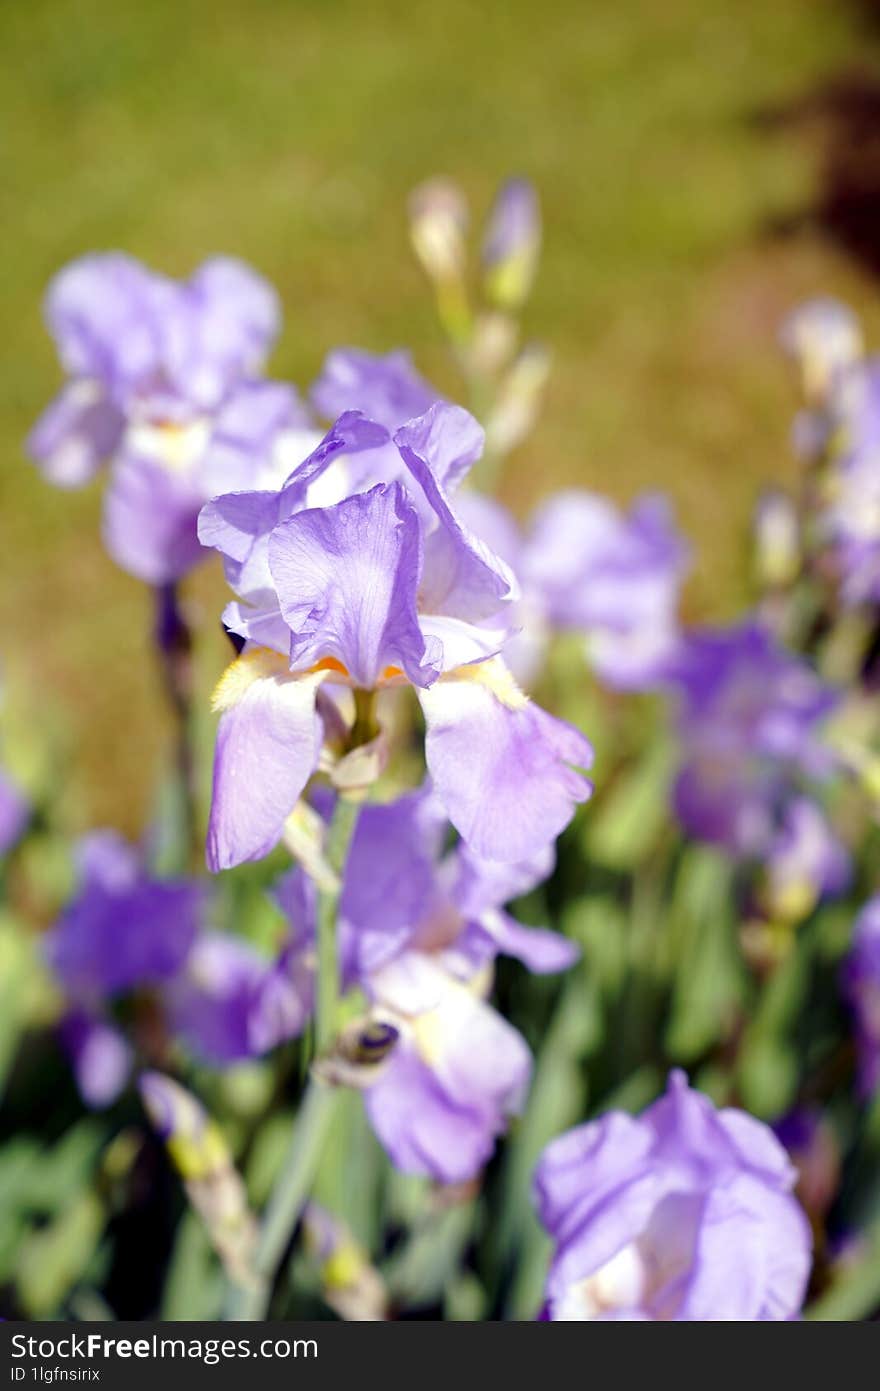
2,0 -> 879,833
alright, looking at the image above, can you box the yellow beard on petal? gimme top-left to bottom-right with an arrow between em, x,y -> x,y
126,418 -> 211,474
211,647 -> 292,712
444,655 -> 529,711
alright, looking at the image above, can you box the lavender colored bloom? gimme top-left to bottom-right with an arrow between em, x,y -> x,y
39,253 -> 279,421
277,787 -> 576,1182
842,896 -> 880,1097
665,623 -> 838,857
199,402 -> 593,870
311,348 -> 443,431
454,488 -> 690,692
165,930 -> 313,1064
47,831 -> 308,1103
534,1070 -> 812,1321
523,491 -> 690,691
363,953 -> 532,1184
45,831 -> 204,999
0,768 -> 29,855
28,253 -> 295,583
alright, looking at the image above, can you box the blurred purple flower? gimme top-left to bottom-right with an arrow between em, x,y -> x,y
311,348 -> 443,431
165,930 -> 313,1065
842,896 -> 880,1097
0,769 -> 29,855
27,253 -> 307,583
665,622 -> 838,857
45,831 -> 204,999
199,402 -> 593,869
455,488 -> 690,692
534,1070 -> 812,1320
45,831 -> 307,1104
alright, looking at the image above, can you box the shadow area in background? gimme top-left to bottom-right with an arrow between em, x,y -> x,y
750,2 -> 880,279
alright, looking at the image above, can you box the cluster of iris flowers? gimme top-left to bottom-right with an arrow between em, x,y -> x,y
3,181 -> 880,1322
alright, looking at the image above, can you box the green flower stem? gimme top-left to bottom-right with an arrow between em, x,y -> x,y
227,1081 -> 341,1320
227,794 -> 363,1319
315,794 -> 362,1053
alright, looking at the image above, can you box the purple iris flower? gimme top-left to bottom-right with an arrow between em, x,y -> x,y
27,253 -> 306,583
45,830 -> 306,1105
276,787 -> 578,1183
842,896 -> 880,1097
665,622 -> 838,857
165,930 -> 313,1065
534,1070 -> 812,1320
454,489 -> 690,692
198,402 -> 593,870
45,831 -> 203,998
522,491 -> 690,691
311,348 -> 443,431
44,831 -> 204,1105
0,769 -> 29,855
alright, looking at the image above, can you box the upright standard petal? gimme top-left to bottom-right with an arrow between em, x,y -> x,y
207,649 -> 328,871
268,483 -> 440,688
311,348 -> 443,431
394,405 -> 517,622
419,658 -> 593,860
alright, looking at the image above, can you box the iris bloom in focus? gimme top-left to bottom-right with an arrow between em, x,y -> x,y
199,402 -> 593,869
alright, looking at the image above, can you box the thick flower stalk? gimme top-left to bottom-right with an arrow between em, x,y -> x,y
199,401 -> 593,869
534,1070 -> 812,1320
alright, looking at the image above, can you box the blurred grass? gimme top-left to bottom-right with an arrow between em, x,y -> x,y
1,0 -> 878,830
